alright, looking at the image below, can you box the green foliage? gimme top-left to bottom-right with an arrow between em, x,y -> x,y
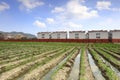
80,48 -> 87,80
89,48 -> 119,80
0,42 -> 120,80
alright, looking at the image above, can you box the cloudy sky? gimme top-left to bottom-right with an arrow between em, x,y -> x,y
0,0 -> 120,35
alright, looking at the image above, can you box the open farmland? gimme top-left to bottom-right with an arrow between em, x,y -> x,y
0,42 -> 120,80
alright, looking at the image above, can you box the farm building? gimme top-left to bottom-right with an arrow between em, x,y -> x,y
0,33 -> 4,39
109,30 -> 120,39
51,31 -> 67,39
69,31 -> 85,39
88,30 -> 108,39
37,32 -> 51,39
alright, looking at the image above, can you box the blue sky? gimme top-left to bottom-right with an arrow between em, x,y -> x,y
0,0 -> 120,35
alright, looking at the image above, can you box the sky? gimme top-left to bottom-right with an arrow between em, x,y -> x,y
0,0 -> 120,35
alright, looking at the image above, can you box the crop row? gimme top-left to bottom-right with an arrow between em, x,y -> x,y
0,42 -> 120,80
88,48 -> 119,80
52,48 -> 79,80
0,47 -> 74,80
93,48 -> 120,71
99,48 -> 120,60
0,48 -> 63,74
80,48 -> 94,80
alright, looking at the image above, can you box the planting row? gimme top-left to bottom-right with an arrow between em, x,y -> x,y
0,42 -> 120,80
88,48 -> 120,80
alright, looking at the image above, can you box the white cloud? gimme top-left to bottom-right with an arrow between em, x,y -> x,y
52,0 -> 98,20
96,1 -> 111,10
79,0 -> 85,3
57,22 -> 83,31
64,22 -> 83,28
46,18 -> 55,24
52,7 -> 64,13
33,20 -> 46,28
50,0 -> 99,31
96,1 -> 120,11
111,8 -> 120,11
0,2 -> 10,12
90,18 -> 120,30
106,18 -> 113,23
18,0 -> 44,11
66,0 -> 98,19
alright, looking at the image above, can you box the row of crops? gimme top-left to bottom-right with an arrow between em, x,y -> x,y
0,42 -> 120,80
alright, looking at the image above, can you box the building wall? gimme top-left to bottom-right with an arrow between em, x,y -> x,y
0,33 -> 4,39
69,32 -> 85,39
37,33 -> 51,39
111,32 -> 120,39
37,30 -> 116,39
88,32 -> 108,39
51,32 -> 67,39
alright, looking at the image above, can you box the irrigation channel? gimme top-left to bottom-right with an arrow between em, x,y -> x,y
15,48 -> 74,80
40,55 -> 68,80
41,50 -> 81,80
67,52 -> 80,80
87,50 -> 105,80
100,55 -> 120,78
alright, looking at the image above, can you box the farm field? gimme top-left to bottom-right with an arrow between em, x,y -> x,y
0,42 -> 120,80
